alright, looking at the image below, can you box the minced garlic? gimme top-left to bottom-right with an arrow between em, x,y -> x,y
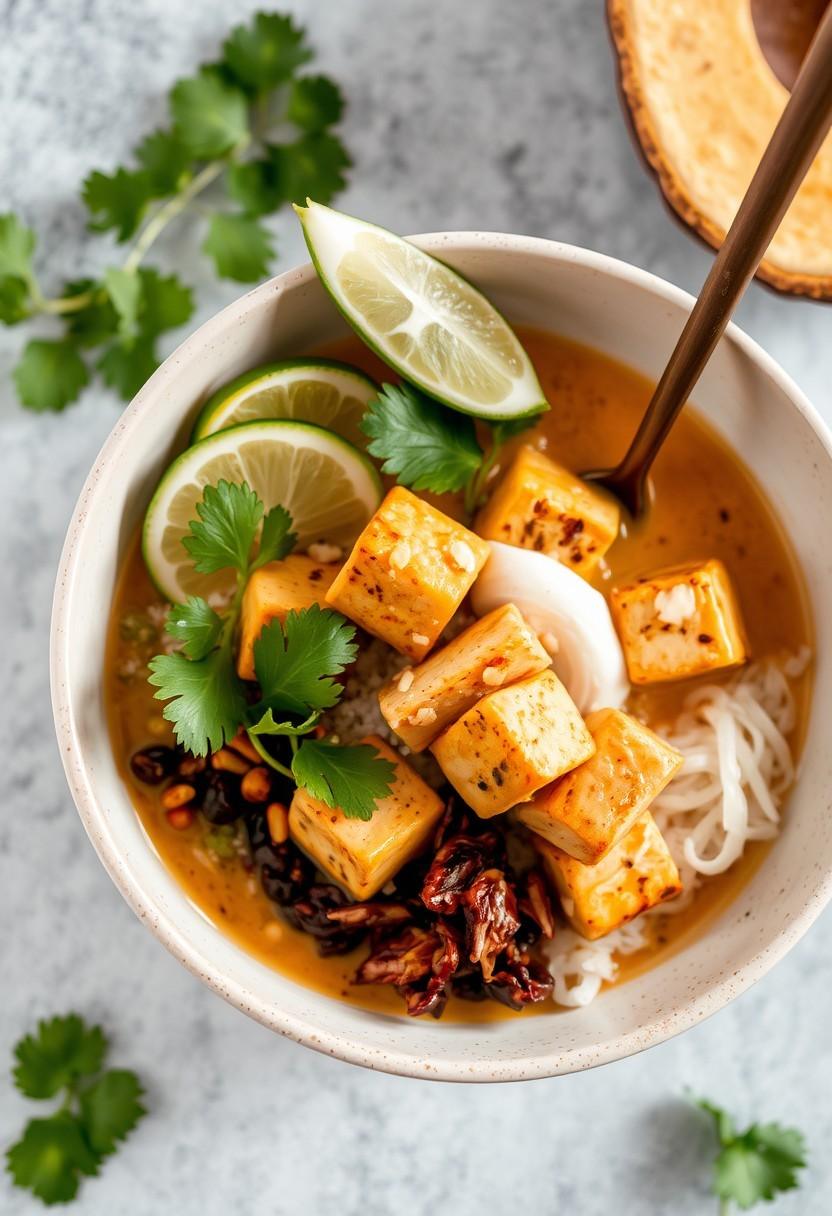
307,542 -> 343,563
390,541 -> 412,569
449,539 -> 476,572
397,668 -> 415,692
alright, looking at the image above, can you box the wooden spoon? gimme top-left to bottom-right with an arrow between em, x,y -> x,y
585,4 -> 832,517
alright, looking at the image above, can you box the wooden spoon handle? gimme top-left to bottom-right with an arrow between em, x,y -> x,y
613,5 -> 832,504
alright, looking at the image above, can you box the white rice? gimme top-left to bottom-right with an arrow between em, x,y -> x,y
544,649 -> 810,1007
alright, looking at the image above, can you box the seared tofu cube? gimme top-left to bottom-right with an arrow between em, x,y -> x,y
516,708 -> 683,863
238,555 -> 340,680
475,446 -> 620,578
610,558 -> 747,685
537,812 -> 682,939
288,736 -> 444,900
325,487 -> 490,661
431,669 -> 595,819
378,604 -> 551,752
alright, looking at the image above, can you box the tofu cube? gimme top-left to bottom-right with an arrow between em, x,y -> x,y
516,708 -> 683,863
431,669 -> 595,819
610,559 -> 748,685
325,487 -> 490,661
475,446 -> 620,578
237,555 -> 340,680
537,812 -> 682,939
378,604 -> 551,752
288,736 -> 444,900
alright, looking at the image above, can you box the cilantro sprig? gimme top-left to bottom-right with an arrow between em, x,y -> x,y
696,1097 -> 807,1212
6,1014 -> 146,1206
361,382 -> 542,515
2,11 -> 351,412
148,480 -> 395,820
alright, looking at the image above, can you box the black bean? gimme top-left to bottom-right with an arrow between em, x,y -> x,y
198,770 -> 241,825
130,746 -> 177,785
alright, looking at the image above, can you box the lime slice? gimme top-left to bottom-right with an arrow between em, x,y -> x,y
143,420 -> 382,603
296,201 -> 547,421
191,358 -> 377,448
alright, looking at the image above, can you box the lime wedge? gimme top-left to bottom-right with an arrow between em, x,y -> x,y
143,420 -> 382,603
191,358 -> 377,448
296,201 -> 547,421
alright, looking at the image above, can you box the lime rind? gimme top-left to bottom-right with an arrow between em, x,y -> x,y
142,419 -> 382,603
296,201 -> 548,422
191,357 -> 378,447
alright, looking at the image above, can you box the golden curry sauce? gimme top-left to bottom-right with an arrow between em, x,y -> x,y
105,328 -> 812,1020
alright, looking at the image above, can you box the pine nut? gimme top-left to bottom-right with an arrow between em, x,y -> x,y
229,730 -> 261,764
211,747 -> 250,774
166,807 -> 195,830
161,783 -> 196,810
266,802 -> 289,844
241,766 -> 272,803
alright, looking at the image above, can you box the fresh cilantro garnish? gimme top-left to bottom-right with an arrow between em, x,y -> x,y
6,1014 -> 146,1207
252,606 -> 358,717
2,11 -> 351,412
165,597 -> 225,660
361,381 -> 543,516
697,1097 -> 807,1212
291,738 -> 396,821
147,480 -> 394,816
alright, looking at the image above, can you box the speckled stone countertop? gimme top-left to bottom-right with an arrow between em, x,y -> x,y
1,2 -> 830,1212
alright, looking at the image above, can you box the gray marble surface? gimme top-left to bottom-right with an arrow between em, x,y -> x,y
1,1 -> 830,1212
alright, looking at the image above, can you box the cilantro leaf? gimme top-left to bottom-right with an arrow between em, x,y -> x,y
292,739 -> 396,820
697,1097 -> 807,1210
97,336 -> 158,401
202,212 -> 274,283
182,480 -> 263,575
247,707 -> 322,737
64,279 -> 118,348
14,339 -> 89,412
269,133 -> 351,205
222,12 -> 312,90
0,215 -> 35,321
148,648 -> 246,756
288,75 -> 345,132
78,1070 -> 146,1157
104,268 -> 142,344
362,382 -> 482,493
226,159 -> 284,217
165,597 -> 224,660
137,267 -> 193,337
0,275 -> 29,324
6,1113 -> 100,1206
170,68 -> 248,158
13,1015 -> 107,1099
253,604 -> 357,717
253,503 -> 297,569
82,168 -> 152,242
0,212 -> 36,280
135,129 -> 191,195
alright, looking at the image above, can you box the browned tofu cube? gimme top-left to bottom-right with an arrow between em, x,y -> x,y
431,669 -> 595,818
325,486 -> 490,661
238,555 -> 340,680
288,736 -> 444,900
537,812 -> 682,940
475,446 -> 620,578
378,604 -> 551,752
516,708 -> 683,863
610,559 -> 748,685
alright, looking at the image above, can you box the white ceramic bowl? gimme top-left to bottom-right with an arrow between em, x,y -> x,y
51,234 -> 832,1081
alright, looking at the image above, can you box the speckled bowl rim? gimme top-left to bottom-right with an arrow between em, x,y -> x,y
51,232 -> 832,1082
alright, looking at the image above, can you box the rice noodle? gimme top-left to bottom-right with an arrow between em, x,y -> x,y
545,649 -> 809,1007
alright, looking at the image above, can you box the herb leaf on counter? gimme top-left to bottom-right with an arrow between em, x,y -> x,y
6,1014 -> 146,1207
2,10 -> 351,412
697,1097 -> 807,1211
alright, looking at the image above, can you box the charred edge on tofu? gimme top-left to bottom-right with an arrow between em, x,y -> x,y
130,744 -> 557,1018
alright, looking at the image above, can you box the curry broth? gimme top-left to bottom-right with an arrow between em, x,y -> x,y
105,327 -> 812,1021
